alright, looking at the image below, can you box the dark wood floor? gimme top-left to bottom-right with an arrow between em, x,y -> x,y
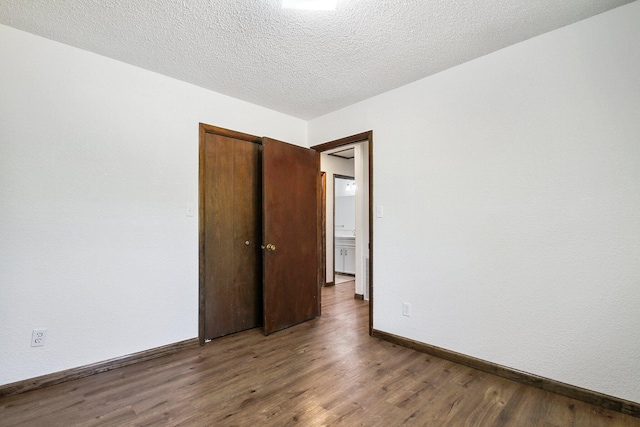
1,281 -> 639,426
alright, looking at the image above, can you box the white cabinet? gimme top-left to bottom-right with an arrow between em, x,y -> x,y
344,246 -> 356,274
335,237 -> 355,275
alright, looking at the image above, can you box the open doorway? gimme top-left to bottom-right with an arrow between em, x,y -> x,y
320,146 -> 355,286
311,131 -> 373,334
334,175 -> 356,286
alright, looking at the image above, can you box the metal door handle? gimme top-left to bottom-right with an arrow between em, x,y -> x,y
245,241 -> 250,246
265,243 -> 276,251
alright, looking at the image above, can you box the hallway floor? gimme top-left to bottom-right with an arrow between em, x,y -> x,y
334,274 -> 354,284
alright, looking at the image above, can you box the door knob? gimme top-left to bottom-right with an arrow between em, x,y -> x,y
245,241 -> 250,246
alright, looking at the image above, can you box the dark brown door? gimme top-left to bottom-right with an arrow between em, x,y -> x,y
202,132 -> 262,340
262,138 -> 320,335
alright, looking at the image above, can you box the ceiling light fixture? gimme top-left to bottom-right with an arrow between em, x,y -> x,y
282,0 -> 337,11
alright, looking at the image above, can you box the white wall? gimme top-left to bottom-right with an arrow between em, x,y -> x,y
354,141 -> 370,299
320,154 -> 355,283
309,2 -> 640,403
0,24 -> 307,386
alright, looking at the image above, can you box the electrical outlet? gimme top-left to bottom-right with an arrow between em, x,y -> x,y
402,302 -> 411,317
31,329 -> 47,347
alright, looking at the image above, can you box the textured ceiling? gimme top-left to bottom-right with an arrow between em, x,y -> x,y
0,0 -> 634,119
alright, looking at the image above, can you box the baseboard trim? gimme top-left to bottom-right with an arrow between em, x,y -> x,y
354,293 -> 364,300
325,281 -> 335,287
0,338 -> 199,398
372,330 -> 639,419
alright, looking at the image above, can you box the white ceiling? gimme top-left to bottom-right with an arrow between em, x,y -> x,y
0,0 -> 633,120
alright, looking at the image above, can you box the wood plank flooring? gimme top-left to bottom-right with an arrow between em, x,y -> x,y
1,281 -> 639,426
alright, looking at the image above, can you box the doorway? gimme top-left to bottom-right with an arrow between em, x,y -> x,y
311,131 -> 373,334
333,175 -> 356,286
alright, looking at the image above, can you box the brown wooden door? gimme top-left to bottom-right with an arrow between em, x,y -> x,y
262,137 -> 320,335
202,132 -> 262,340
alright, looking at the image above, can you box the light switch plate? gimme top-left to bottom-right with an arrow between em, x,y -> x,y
402,303 -> 411,317
186,203 -> 195,217
376,205 -> 384,218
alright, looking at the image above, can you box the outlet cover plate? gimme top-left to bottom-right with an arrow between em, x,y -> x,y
31,329 -> 47,347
